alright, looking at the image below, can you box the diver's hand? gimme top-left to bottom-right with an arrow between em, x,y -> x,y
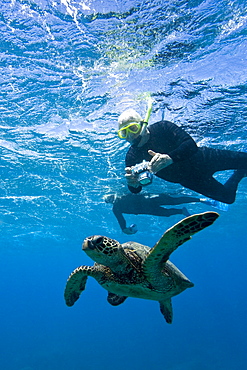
125,167 -> 140,188
123,224 -> 138,235
148,150 -> 173,173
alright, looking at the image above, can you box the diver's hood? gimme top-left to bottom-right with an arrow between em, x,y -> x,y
118,108 -> 142,128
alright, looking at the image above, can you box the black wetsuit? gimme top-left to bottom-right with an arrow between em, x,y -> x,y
112,193 -> 199,231
126,120 -> 247,204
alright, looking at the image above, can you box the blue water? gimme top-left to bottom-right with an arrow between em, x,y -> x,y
0,0 -> 247,369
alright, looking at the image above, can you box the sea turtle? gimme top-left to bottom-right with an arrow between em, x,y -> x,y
64,212 -> 219,323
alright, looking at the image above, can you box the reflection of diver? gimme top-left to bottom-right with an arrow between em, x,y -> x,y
104,193 -> 202,234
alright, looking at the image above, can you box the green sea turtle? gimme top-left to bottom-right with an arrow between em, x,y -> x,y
64,212 -> 219,323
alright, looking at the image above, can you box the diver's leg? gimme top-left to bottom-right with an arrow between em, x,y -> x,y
222,170 -> 246,201
156,194 -> 200,206
203,147 -> 247,172
181,175 -> 243,204
183,147 -> 247,204
140,206 -> 186,217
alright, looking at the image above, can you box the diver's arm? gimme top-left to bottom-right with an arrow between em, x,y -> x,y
112,204 -> 127,230
147,121 -> 198,173
112,204 -> 137,234
127,184 -> 142,193
125,166 -> 142,193
148,150 -> 173,173
163,121 -> 198,162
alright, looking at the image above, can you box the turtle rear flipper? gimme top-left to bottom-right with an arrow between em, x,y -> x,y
64,265 -> 93,307
159,298 -> 173,324
143,212 -> 219,277
107,292 -> 128,306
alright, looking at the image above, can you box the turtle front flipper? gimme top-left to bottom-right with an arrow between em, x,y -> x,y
107,292 -> 128,306
64,265 -> 93,307
143,212 -> 219,276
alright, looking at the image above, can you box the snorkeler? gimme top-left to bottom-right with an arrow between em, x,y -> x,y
117,101 -> 247,204
104,192 -> 205,234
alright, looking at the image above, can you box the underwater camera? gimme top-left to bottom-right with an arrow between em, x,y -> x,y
132,160 -> 153,186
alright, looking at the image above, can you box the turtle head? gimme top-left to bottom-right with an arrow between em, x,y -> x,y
82,235 -> 122,266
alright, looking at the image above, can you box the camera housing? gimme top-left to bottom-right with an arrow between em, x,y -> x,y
132,160 -> 153,186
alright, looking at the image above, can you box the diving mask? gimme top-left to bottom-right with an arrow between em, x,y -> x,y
117,122 -> 142,139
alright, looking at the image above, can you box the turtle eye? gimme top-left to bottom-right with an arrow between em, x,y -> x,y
94,236 -> 104,245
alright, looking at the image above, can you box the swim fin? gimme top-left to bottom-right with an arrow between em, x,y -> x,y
200,198 -> 229,211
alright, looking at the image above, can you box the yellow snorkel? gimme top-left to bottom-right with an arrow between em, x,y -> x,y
139,95 -> 153,136
144,95 -> 153,123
